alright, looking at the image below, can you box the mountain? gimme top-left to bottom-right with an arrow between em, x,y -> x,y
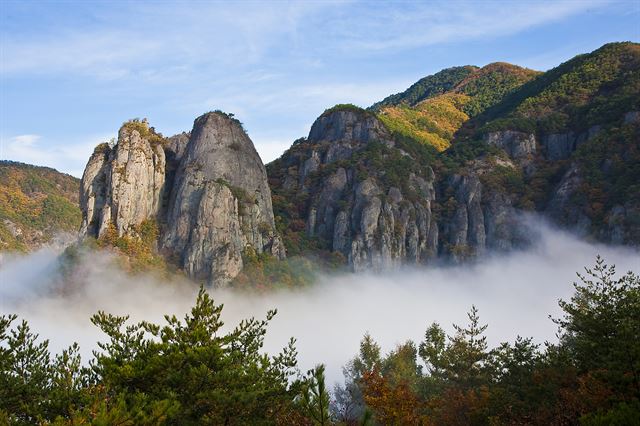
268,42 -> 640,270
268,105 -> 529,268
79,113 -> 284,286
268,106 -> 441,270
0,161 -> 81,251
6,41 -> 634,281
370,65 -> 479,110
372,63 -> 540,151
463,42 -> 640,242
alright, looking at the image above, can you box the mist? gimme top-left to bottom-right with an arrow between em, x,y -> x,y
1,219 -> 638,384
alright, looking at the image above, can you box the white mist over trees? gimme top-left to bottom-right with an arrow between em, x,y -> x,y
1,219 -> 637,387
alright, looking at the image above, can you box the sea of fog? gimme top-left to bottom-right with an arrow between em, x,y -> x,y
1,219 -> 638,385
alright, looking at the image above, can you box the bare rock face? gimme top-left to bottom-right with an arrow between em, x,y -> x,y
484,131 -> 536,160
269,108 -> 439,271
308,109 -> 389,144
80,123 -> 166,238
162,112 -> 282,286
547,163 -> 592,236
440,161 -> 528,262
542,126 -> 602,161
79,144 -> 111,236
443,173 -> 486,260
79,113 -> 283,287
269,109 -> 533,269
546,161 -> 638,244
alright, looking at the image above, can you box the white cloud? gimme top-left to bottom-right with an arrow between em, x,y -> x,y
0,2 -> 327,79
0,1 -> 609,79
1,219 -> 638,384
6,134 -> 41,146
1,133 -> 112,177
340,0 -> 611,51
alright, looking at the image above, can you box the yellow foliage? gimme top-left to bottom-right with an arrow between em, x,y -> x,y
378,93 -> 470,151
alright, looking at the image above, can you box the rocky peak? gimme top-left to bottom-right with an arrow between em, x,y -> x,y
166,132 -> 190,162
79,112 -> 284,287
162,111 -> 283,286
269,108 -> 441,271
484,131 -> 536,160
308,107 -> 391,145
80,121 -> 166,238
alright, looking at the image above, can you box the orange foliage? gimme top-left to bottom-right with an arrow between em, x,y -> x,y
361,369 -> 427,425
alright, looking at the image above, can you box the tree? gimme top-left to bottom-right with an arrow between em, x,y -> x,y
0,287 -> 314,425
0,315 -> 52,424
301,364 -> 331,425
88,286 -> 304,425
331,334 -> 381,425
553,256 -> 640,414
361,367 -> 423,425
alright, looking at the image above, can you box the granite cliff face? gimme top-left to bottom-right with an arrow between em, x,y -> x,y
440,160 -> 528,262
79,113 -> 283,286
270,109 -> 436,270
268,108 -> 529,270
79,123 -> 165,238
74,42 -> 638,280
162,112 -> 283,286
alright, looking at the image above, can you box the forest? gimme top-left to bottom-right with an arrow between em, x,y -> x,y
1,256 -> 638,425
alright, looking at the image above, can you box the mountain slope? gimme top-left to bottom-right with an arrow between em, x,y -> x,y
79,114 -> 285,285
370,65 -> 478,110
268,106 -> 443,270
268,42 -> 640,270
402,42 -> 640,245
456,42 -> 640,242
375,62 -> 540,151
477,42 -> 640,134
0,161 -> 81,251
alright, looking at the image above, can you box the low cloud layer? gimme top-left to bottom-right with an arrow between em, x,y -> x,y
1,219 -> 638,384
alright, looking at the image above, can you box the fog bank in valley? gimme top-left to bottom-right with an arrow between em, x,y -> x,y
1,220 -> 638,384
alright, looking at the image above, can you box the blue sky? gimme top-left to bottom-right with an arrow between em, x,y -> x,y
1,0 -> 638,177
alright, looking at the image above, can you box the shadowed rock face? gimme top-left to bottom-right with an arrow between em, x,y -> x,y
162,112 -> 283,286
271,110 -> 438,270
80,113 -> 284,286
441,161 -> 530,262
80,125 -> 166,238
269,109 -> 533,269
484,131 -> 536,160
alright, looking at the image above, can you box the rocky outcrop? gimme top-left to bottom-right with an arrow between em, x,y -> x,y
162,112 -> 283,286
308,109 -> 390,145
269,108 -> 440,271
79,144 -> 111,236
268,108 -> 531,270
79,113 -> 284,286
546,163 -> 592,236
80,123 -> 166,238
547,161 -> 640,245
484,131 -> 536,160
542,126 -> 601,161
440,160 -> 529,262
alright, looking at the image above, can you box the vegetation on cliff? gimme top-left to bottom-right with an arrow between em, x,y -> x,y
478,42 -> 640,135
121,118 -> 168,147
0,161 -> 81,251
2,258 -> 638,424
374,63 -> 539,151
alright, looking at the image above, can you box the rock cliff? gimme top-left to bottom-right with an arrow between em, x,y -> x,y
162,112 -> 283,286
268,107 -> 529,270
269,108 -> 438,270
79,113 -> 283,286
74,42 -> 638,280
80,122 -> 166,238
